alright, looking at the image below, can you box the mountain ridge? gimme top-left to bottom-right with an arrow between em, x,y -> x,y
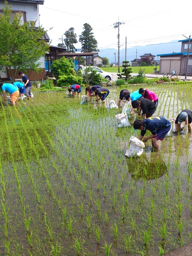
99,40 -> 181,64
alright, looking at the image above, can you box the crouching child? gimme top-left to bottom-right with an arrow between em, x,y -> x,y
133,116 -> 171,152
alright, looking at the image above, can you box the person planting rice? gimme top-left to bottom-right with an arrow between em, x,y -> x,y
132,98 -> 156,119
18,71 -> 32,99
13,81 -> 25,97
92,87 -> 110,103
118,89 -> 130,107
68,84 -> 81,97
139,88 -> 158,107
133,116 -> 171,152
86,85 -> 102,96
85,85 -> 101,102
0,82 -> 19,106
130,90 -> 142,101
173,109 -> 192,133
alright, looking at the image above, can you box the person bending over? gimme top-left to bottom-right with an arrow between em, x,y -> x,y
0,83 -> 19,106
68,84 -> 81,97
118,89 -> 130,107
92,87 -> 110,103
130,90 -> 142,101
13,81 -> 25,97
134,116 -> 171,151
174,109 -> 192,133
132,98 -> 156,119
139,88 -> 158,107
86,85 -> 102,101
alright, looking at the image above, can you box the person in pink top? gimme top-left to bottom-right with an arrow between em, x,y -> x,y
139,88 -> 158,107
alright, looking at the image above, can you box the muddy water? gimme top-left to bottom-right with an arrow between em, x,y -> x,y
1,85 -> 192,256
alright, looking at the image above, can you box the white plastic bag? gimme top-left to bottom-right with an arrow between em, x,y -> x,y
125,136 -> 145,157
80,95 -> 88,104
122,101 -> 132,117
66,91 -> 72,97
115,113 -> 131,127
109,100 -> 118,109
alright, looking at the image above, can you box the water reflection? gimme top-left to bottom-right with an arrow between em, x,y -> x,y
126,153 -> 167,180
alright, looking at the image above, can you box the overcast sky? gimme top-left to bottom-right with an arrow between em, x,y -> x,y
39,0 -> 192,50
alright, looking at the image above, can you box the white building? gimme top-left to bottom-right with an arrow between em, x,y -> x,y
0,0 -> 48,80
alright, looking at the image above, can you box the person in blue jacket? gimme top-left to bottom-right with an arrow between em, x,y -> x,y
13,81 -> 25,97
133,116 -> 171,151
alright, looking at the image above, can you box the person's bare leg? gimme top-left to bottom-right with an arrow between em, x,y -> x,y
152,138 -> 160,151
173,123 -> 180,133
188,124 -> 191,133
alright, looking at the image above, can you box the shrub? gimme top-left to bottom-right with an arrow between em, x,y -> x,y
51,57 -> 75,80
128,76 -> 147,84
116,79 -> 125,86
57,75 -> 83,87
159,77 -> 170,82
41,79 -> 54,89
83,69 -> 102,85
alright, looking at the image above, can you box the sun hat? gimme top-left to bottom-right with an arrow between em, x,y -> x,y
178,111 -> 188,124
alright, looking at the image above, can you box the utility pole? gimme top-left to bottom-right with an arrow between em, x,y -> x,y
113,19 -> 125,73
59,35 -> 64,47
114,53 -> 116,65
183,34 -> 191,80
125,37 -> 127,61
136,49 -> 137,60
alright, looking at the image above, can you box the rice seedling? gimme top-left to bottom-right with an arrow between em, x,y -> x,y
95,226 -> 101,244
1,85 -> 192,255
103,242 -> 112,256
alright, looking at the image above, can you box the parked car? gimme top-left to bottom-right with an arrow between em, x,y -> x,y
80,66 -> 112,81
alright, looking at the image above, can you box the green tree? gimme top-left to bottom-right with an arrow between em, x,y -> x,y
118,61 -> 132,81
102,57 -> 109,65
57,43 -> 65,48
64,27 -> 77,52
0,2 -> 49,80
79,23 -> 98,52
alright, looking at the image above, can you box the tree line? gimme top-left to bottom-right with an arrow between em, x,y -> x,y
58,23 -> 98,53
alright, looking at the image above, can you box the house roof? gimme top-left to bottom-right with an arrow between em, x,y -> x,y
131,59 -> 141,62
157,52 -> 192,57
178,39 -> 191,42
0,0 -> 44,4
140,53 -> 156,57
94,55 -> 103,59
57,52 -> 98,57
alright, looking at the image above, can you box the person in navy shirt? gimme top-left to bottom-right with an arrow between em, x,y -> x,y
86,85 -> 102,101
91,87 -> 110,103
18,71 -> 32,99
68,84 -> 81,97
133,116 -> 171,151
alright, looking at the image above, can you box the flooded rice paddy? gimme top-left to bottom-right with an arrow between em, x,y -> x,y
0,83 -> 192,255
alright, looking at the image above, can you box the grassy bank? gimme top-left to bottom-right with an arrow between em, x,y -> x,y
102,65 -> 159,73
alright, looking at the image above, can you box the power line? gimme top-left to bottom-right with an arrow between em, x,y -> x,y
42,6 -> 111,23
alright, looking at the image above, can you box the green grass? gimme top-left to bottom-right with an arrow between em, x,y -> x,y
102,65 -> 159,73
